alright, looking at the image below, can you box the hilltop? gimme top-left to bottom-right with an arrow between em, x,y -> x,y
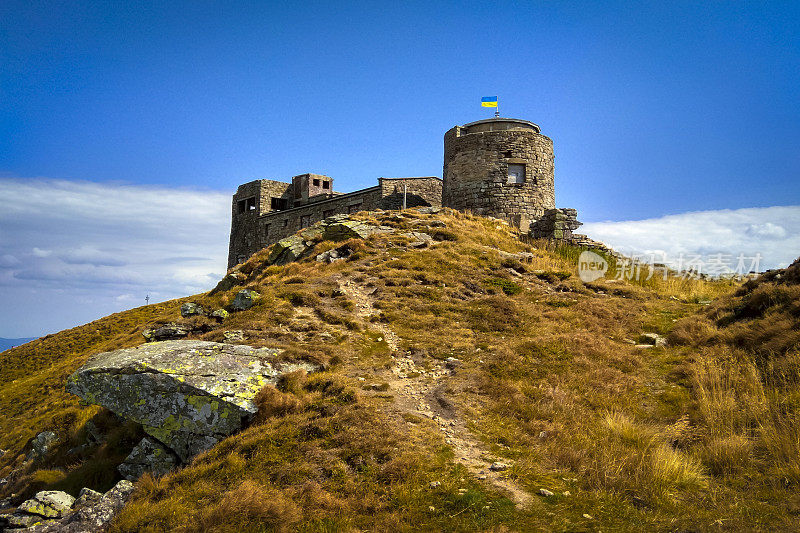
1,208 -> 799,532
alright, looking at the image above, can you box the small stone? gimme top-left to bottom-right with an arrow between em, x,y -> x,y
223,330 -> 245,342
142,323 -> 189,342
489,462 -> 509,472
231,289 -> 259,311
638,333 -> 666,347
539,488 -> 554,497
478,475 -> 487,480
583,513 -> 593,519
428,506 -> 436,512
75,487 -> 103,507
210,309 -> 229,320
180,302 -> 204,317
118,437 -> 181,481
445,357 -> 462,370
4,513 -> 53,528
563,490 -> 571,496
539,431 -> 547,439
18,490 -> 75,518
27,431 -> 58,461
429,481 -> 441,488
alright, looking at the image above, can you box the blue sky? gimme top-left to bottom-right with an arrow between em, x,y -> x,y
1,1 -> 799,336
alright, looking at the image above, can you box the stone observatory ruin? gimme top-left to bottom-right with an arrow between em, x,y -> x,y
228,117 -> 584,268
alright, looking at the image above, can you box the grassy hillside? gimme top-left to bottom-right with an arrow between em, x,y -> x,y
2,208 -> 798,531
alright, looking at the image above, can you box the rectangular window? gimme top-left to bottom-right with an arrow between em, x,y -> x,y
282,219 -> 288,228
264,223 -> 270,237
507,164 -> 525,184
238,197 -> 256,213
322,181 -> 330,190
348,203 -> 362,214
300,215 -> 311,228
313,179 -> 320,187
271,197 -> 288,210
323,209 -> 335,218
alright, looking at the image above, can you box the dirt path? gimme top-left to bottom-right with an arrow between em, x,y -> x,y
337,279 -> 533,508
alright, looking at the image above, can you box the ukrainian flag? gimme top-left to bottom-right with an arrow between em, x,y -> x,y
481,96 -> 498,108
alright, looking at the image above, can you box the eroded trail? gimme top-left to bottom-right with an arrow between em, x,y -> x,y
337,279 -> 533,508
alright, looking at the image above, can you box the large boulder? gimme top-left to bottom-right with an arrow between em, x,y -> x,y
66,340 -> 319,462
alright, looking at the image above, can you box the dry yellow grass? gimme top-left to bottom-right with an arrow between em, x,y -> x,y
2,208 -> 799,531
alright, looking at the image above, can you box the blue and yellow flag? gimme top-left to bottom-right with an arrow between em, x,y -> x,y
481,96 -> 498,108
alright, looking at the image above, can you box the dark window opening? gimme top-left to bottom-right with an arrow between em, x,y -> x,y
264,223 -> 270,237
282,219 -> 289,228
507,164 -> 525,184
313,179 -> 320,187
238,196 -> 257,213
348,203 -> 362,214
322,181 -> 330,190
271,197 -> 288,211
300,215 -> 311,228
323,209 -> 335,218
503,150 -> 513,158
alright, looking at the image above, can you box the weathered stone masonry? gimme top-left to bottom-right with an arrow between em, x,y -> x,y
228,117 -> 582,268
443,118 -> 555,232
228,175 -> 441,268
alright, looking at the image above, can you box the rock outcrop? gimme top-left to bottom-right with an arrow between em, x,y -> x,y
66,340 -> 320,472
0,481 -> 135,532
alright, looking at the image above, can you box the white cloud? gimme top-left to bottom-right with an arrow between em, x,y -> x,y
745,222 -> 787,240
0,177 -> 230,337
582,206 -> 800,271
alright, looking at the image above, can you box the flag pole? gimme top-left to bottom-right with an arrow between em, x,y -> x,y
496,97 -> 500,118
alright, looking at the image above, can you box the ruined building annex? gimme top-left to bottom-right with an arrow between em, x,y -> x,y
228,117 -> 582,268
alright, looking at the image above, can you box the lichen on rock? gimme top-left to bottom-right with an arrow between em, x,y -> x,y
65,340 -> 319,463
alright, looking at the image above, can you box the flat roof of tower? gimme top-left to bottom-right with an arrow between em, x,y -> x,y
461,117 -> 541,134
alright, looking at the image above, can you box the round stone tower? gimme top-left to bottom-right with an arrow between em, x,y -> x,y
442,118 -> 555,230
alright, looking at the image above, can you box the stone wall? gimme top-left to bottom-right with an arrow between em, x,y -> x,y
378,177 -> 442,210
228,187 -> 382,268
443,121 -> 555,231
228,175 -> 444,268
